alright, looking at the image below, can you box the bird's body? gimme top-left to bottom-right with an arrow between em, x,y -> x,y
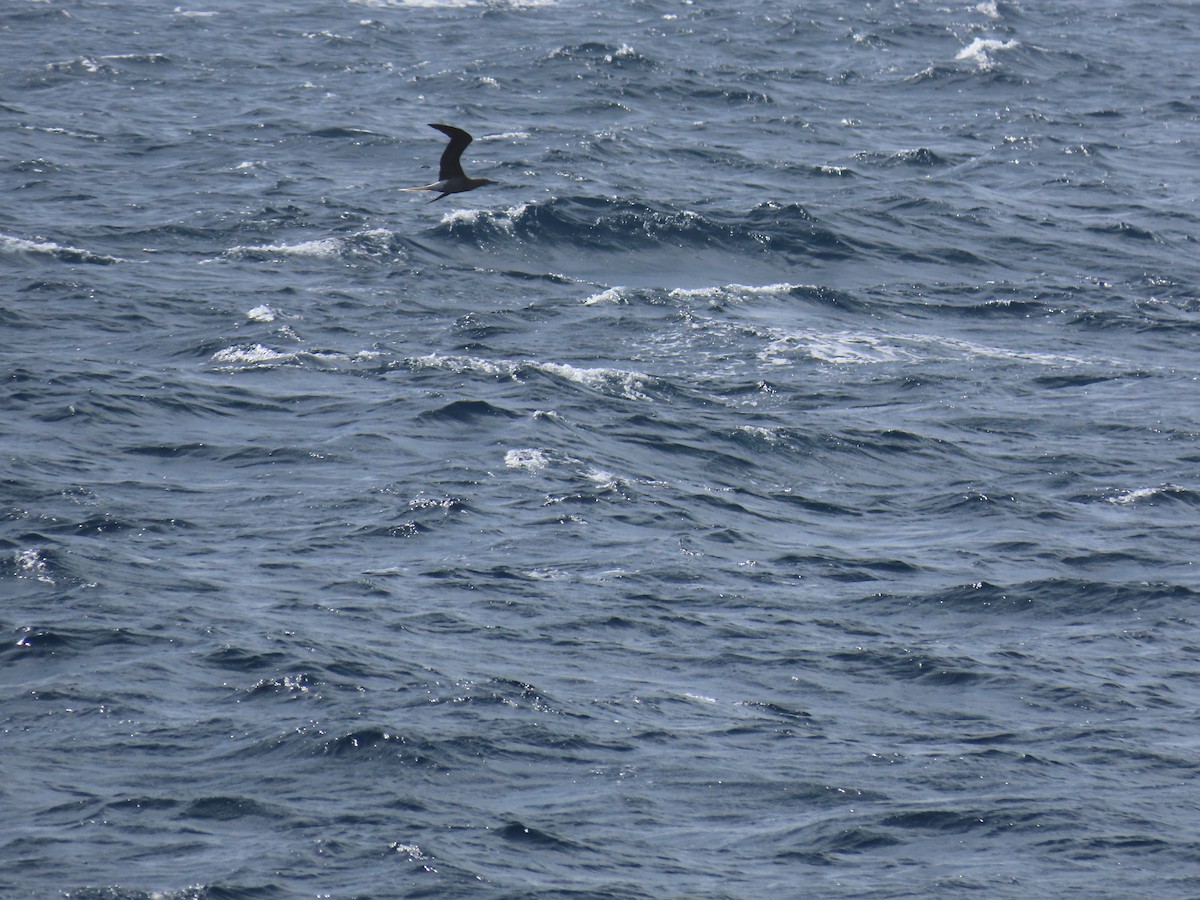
403,123 -> 496,202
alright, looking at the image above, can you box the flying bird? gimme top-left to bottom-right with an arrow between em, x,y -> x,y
403,123 -> 496,202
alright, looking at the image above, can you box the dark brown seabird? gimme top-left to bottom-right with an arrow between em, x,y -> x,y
402,123 -> 496,202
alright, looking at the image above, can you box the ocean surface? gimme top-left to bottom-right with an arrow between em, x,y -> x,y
3,0 -> 1199,897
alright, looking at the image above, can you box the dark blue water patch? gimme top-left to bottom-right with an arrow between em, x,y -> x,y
542,42 -> 658,71
4,627 -> 73,656
181,796 -> 281,822
1031,371 -> 1130,390
766,489 -> 865,518
1035,833 -> 1176,861
914,281 -> 1063,318
875,579 -> 1200,618
773,552 -> 926,585
496,820 -> 585,851
414,399 -> 523,424
1085,221 -> 1159,242
827,646 -> 992,685
736,700 -> 816,725
3,624 -> 162,660
773,821 -> 905,866
649,77 -> 775,107
202,645 -> 295,674
318,727 -> 442,766
879,808 -> 987,834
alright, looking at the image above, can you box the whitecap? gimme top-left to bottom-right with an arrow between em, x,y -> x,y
584,468 -> 627,492
534,361 -> 652,401
224,238 -> 341,259
409,353 -> 516,378
759,327 -> 1097,368
0,232 -> 126,264
582,287 -> 625,305
211,344 -> 293,366
955,37 -> 1018,69
736,424 -> 779,443
440,207 -> 490,226
761,330 -> 921,365
505,448 -> 550,471
15,549 -> 55,585
669,282 -> 797,302
1107,485 -> 1185,505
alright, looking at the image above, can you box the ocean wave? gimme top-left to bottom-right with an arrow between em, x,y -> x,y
210,344 -> 297,367
1,233 -> 126,265
545,42 -> 654,69
432,196 -> 849,260
352,0 -> 555,7
956,37 -> 1020,70
1105,485 -> 1200,507
221,238 -> 342,260
406,352 -> 657,401
757,325 -> 1097,368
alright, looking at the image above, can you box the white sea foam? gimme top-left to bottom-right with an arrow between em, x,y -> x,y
211,344 -> 294,366
437,202 -> 530,232
535,361 -> 652,401
956,37 -> 1018,69
224,238 -> 341,259
440,207 -> 491,226
505,448 -> 550,471
409,353 -> 516,378
669,282 -> 797,302
760,326 -> 1096,368
15,549 -> 54,585
584,468 -> 627,492
582,287 -> 625,305
1107,485 -> 1184,505
409,354 -> 652,401
736,424 -> 779,443
247,305 -> 278,323
1,232 -> 126,264
761,330 -> 921,365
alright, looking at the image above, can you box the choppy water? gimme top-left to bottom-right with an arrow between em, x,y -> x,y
3,0 -> 1200,897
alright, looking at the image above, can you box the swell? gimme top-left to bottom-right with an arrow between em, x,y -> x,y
429,195 -> 852,262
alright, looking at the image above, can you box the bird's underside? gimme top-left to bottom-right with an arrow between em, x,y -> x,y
403,123 -> 496,202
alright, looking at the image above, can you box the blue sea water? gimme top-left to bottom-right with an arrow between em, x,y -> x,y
3,0 -> 1200,896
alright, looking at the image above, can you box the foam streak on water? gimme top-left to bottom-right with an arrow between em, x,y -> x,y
3,0 -> 1200,897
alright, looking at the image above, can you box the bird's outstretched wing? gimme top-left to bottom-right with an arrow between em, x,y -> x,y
429,123 -> 473,181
